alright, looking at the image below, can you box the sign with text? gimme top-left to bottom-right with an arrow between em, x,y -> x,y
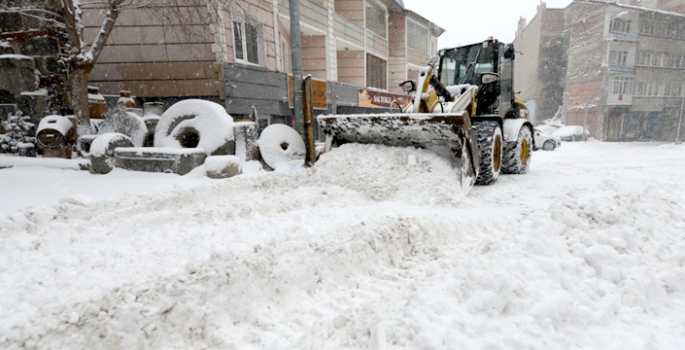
358,89 -> 411,109
288,75 -> 328,110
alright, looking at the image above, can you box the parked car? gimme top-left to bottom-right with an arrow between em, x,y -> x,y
534,129 -> 562,151
552,125 -> 590,141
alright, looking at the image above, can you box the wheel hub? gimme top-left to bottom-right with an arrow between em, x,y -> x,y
493,136 -> 502,172
520,138 -> 530,163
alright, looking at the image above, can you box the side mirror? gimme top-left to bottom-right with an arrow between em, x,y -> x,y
481,73 -> 499,84
504,45 -> 515,59
400,80 -> 416,93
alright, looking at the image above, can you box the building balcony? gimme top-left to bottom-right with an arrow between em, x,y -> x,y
608,32 -> 639,42
607,93 -> 632,106
608,65 -> 635,74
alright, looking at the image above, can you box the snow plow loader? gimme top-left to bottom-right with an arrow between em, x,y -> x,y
318,38 -> 534,195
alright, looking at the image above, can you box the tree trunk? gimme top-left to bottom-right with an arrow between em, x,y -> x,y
71,67 -> 92,138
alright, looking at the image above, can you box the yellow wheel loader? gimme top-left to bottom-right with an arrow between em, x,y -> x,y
318,39 -> 534,195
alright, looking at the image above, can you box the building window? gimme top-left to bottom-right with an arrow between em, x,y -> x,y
366,54 -> 387,90
609,50 -> 628,66
638,50 -> 652,66
658,22 -> 669,37
677,23 -> 685,39
611,18 -> 631,34
233,13 -> 263,65
407,19 -> 428,54
280,36 -> 292,73
651,82 -> 664,96
365,0 -> 387,39
666,83 -> 683,97
634,81 -> 648,96
640,19 -> 655,35
656,52 -> 667,67
674,55 -> 684,68
610,76 -> 633,94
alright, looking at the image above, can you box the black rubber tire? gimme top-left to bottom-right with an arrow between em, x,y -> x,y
502,126 -> 533,174
473,121 -> 503,185
542,140 -> 555,151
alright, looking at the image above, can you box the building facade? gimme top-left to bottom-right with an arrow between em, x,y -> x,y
514,3 -> 569,124
515,0 -> 685,141
84,0 -> 443,128
564,0 -> 685,141
617,0 -> 685,14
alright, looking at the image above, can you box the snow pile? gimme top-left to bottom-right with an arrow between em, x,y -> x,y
0,142 -> 685,349
89,132 -> 133,157
154,99 -> 234,155
97,108 -> 147,147
204,155 -> 242,173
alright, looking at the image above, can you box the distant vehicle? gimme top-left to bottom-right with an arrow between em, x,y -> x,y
552,125 -> 589,142
533,129 -> 561,151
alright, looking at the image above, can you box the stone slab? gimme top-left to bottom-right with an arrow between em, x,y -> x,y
114,147 -> 207,175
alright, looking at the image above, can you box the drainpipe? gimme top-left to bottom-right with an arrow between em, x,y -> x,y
289,0 -> 304,135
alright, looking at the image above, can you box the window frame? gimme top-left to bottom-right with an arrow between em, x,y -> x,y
610,76 -> 633,95
365,0 -> 388,39
406,18 -> 429,54
666,83 -> 683,97
634,81 -> 648,96
609,50 -> 629,66
611,18 -> 631,34
280,35 -> 292,74
640,19 -> 655,35
366,54 -> 387,90
638,50 -> 652,66
655,52 -> 668,67
232,11 -> 263,66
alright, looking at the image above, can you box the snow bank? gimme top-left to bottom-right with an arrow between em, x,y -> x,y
1,142 -> 685,349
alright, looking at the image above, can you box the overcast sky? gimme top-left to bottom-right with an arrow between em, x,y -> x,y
403,0 -> 574,48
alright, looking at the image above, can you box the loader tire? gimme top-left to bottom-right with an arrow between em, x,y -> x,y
502,126 -> 533,174
473,121 -> 502,185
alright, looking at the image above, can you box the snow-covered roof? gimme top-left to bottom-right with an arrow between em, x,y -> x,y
575,0 -> 685,18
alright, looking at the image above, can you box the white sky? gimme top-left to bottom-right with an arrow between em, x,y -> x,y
403,0 -> 574,48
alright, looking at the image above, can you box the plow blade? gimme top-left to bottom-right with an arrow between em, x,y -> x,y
318,113 -> 480,195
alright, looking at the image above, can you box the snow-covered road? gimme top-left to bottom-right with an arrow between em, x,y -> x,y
1,142 -> 684,349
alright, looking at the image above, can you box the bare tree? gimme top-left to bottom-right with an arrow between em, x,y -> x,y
1,0 -> 257,139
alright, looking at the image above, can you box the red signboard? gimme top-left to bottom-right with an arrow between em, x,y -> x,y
358,89 -> 411,109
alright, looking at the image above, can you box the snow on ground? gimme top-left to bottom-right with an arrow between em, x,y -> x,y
1,141 -> 685,349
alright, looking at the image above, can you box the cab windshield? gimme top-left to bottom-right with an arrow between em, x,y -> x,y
439,41 -> 497,86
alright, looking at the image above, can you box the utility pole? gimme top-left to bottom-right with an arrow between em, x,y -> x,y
289,0 -> 304,136
677,93 -> 684,144
582,54 -> 592,142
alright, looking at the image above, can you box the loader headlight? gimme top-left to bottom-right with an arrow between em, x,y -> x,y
481,73 -> 499,84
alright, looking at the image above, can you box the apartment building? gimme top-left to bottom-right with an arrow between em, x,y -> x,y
84,0 -> 443,126
564,0 -> 685,141
514,3 -> 569,124
617,0 -> 685,15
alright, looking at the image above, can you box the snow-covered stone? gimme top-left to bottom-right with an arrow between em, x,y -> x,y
154,99 -> 235,155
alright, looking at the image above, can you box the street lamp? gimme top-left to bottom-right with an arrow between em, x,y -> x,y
581,11 -> 629,141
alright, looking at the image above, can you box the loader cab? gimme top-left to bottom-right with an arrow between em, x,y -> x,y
437,39 -> 515,118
